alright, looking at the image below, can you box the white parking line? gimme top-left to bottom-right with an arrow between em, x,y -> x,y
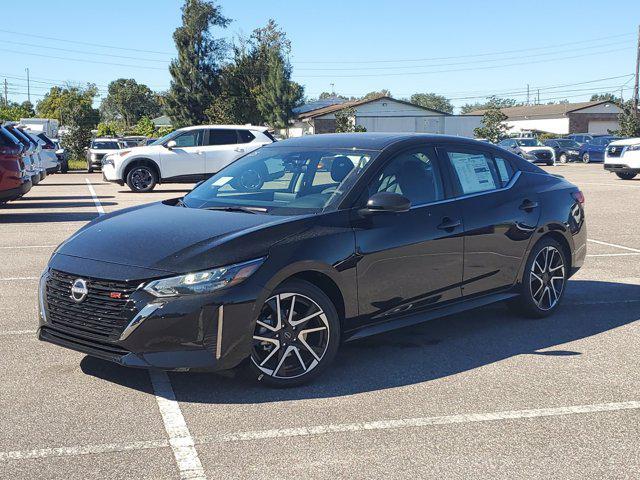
0,277 -> 38,281
0,245 -> 56,250
0,330 -> 37,336
2,400 -> 639,462
83,180 -> 205,478
149,370 -> 206,480
85,178 -> 105,215
587,239 -> 640,253
586,253 -> 640,257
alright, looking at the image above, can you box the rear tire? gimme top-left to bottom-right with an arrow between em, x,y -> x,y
508,237 -> 568,319
126,165 -> 157,192
249,279 -> 340,387
616,172 -> 637,180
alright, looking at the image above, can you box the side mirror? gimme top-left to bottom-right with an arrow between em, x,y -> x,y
360,192 -> 411,215
166,140 -> 177,150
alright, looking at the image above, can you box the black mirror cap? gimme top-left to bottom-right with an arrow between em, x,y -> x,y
361,192 -> 411,215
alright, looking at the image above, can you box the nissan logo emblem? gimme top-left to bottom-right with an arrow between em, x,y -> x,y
70,279 -> 88,303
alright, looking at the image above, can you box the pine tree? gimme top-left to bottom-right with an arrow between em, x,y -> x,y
166,0 -> 229,128
256,50 -> 303,130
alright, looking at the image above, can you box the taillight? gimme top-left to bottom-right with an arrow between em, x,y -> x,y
572,190 -> 585,205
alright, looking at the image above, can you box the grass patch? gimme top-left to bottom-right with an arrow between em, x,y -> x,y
68,158 -> 87,171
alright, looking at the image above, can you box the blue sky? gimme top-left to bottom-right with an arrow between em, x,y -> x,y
1,0 -> 638,113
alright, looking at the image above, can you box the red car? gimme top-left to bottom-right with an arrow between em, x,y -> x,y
0,125 -> 32,204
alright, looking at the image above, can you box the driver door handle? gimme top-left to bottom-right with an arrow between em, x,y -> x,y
437,217 -> 461,231
519,199 -> 539,212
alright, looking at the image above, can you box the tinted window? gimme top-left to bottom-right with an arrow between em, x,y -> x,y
37,133 -> 56,148
445,149 -> 503,195
206,129 -> 237,146
173,131 -> 201,147
237,130 -> 255,144
91,141 -> 120,149
368,147 -> 443,207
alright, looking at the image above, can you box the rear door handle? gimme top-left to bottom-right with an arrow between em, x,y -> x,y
519,200 -> 539,212
235,148 -> 245,153
437,217 -> 461,231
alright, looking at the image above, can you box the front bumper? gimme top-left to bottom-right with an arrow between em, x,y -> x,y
604,164 -> 640,174
37,261 -> 261,371
101,164 -> 123,185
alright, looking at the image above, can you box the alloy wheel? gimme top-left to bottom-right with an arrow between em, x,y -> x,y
131,168 -> 153,190
582,153 -> 590,164
529,246 -> 565,311
559,153 -> 567,164
252,293 -> 330,379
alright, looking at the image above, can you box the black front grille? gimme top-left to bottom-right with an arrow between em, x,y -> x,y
45,269 -> 139,341
534,151 -> 552,160
607,146 -> 623,157
94,153 -> 106,160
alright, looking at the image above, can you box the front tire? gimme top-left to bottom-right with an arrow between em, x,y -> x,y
616,172 -> 637,180
250,280 -> 340,387
582,153 -> 590,164
509,238 -> 567,318
126,165 -> 157,192
559,153 -> 568,164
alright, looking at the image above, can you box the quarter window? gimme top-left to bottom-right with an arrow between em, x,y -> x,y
368,147 -> 444,206
237,130 -> 255,144
206,129 -> 238,146
445,149 -> 513,195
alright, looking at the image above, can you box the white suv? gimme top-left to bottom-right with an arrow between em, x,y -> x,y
102,125 -> 275,192
604,137 -> 640,180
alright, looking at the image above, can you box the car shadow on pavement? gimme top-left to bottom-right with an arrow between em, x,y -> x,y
0,201 -> 117,209
80,279 -> 640,402
0,212 -> 101,223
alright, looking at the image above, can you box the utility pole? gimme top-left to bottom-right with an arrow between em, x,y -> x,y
633,24 -> 640,116
25,67 -> 31,104
526,84 -> 530,105
537,89 -> 540,105
3,78 -> 7,106
330,83 -> 335,95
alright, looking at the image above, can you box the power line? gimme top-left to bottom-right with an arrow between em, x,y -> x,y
291,32 -> 636,64
0,29 -> 172,56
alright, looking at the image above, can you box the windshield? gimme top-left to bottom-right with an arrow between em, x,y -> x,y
515,139 -> 542,147
92,141 -> 120,150
150,130 -> 179,146
183,146 -> 378,215
556,139 -> 580,148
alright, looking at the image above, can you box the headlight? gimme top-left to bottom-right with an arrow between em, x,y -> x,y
102,156 -> 114,166
144,258 -> 265,297
568,150 -> 578,155
626,144 -> 640,151
90,153 -> 98,160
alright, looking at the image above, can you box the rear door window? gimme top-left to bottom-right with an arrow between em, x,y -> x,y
205,129 -> 238,146
237,130 -> 255,144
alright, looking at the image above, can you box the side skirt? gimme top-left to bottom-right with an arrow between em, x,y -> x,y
343,291 -> 520,342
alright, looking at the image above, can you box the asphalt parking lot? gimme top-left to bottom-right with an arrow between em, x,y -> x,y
1,164 -> 639,479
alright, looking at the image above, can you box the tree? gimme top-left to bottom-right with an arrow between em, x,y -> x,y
473,101 -> 510,142
96,121 -> 123,137
614,101 -> 640,137
165,0 -> 230,128
409,93 -> 453,113
334,106 -> 366,133
590,93 -> 621,104
0,101 -> 35,121
132,116 -> 158,137
100,79 -> 161,126
362,89 -> 391,100
37,85 -> 99,160
460,96 -> 519,114
255,50 -> 304,130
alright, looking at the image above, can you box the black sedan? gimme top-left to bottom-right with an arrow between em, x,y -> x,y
543,139 -> 582,164
38,134 -> 587,387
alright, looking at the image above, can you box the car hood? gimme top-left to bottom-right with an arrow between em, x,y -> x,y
608,138 -> 640,147
518,146 -> 554,153
121,145 -> 166,157
90,149 -> 120,155
54,201 -> 308,275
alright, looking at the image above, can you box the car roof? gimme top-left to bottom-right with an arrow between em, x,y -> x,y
264,133 -> 484,151
180,125 -> 269,132
93,138 -> 120,142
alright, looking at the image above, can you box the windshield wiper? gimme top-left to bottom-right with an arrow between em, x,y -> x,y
202,206 -> 267,214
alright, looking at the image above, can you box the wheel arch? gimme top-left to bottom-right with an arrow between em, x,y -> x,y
122,157 -> 161,182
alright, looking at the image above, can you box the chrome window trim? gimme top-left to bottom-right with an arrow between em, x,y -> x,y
408,169 -> 522,211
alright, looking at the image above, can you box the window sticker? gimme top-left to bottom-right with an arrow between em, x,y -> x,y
449,153 -> 496,194
212,176 -> 233,187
